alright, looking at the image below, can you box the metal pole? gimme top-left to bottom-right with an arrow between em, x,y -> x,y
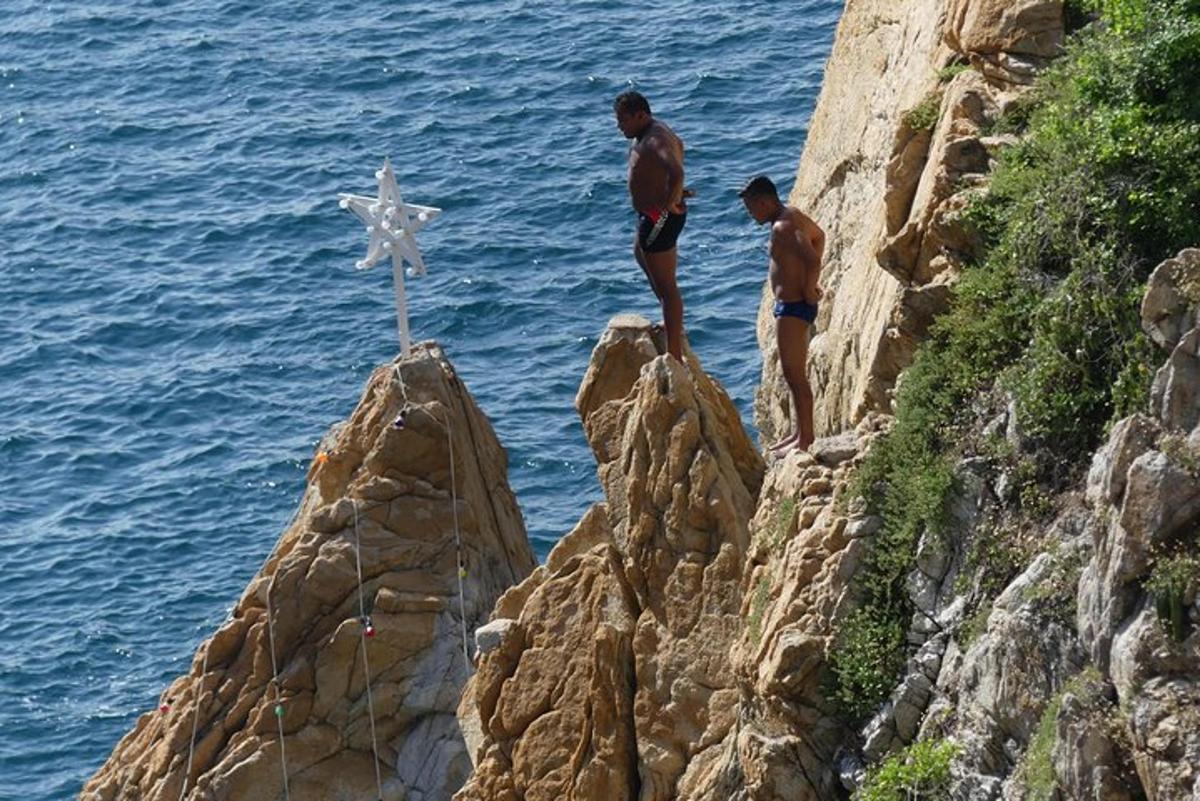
391,252 -> 411,356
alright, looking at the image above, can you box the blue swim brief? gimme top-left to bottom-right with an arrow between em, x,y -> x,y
773,299 -> 818,324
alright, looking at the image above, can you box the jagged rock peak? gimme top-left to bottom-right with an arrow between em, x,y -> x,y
83,342 -> 535,801
457,315 -> 766,801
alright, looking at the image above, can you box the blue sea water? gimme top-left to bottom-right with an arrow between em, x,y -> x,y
0,1 -> 841,797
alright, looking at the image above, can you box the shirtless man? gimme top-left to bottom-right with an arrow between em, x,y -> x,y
614,91 -> 690,361
739,175 -> 825,453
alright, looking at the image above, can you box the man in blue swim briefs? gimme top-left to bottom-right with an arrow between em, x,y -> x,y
740,175 -> 825,454
614,91 -> 692,361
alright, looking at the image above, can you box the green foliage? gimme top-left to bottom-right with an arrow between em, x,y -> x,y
937,62 -> 970,83
1146,540 -> 1199,641
1005,259 -> 1156,457
747,575 -> 771,646
830,608 -> 907,721
857,739 -> 959,801
831,0 -> 1200,723
902,91 -> 944,132
974,6 -> 1200,461
771,496 -> 797,551
985,95 -> 1035,135
1024,686 -> 1065,800
1020,667 -> 1105,800
834,266 -> 1037,718
1076,0 -> 1200,35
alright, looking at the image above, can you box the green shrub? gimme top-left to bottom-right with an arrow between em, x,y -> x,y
835,265 -> 1037,718
1146,543 -> 1199,641
858,739 -> 959,801
831,0 -> 1200,723
1020,667 -> 1105,800
975,8 -> 1200,463
902,91 -> 944,132
937,63 -> 970,83
1077,0 -> 1200,35
747,575 -> 771,646
1024,687 -> 1065,800
772,496 -> 797,551
830,607 -> 907,720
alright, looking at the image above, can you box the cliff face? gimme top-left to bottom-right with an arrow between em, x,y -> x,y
456,316 -> 765,801
83,344 -> 534,801
871,250 -> 1200,801
755,0 -> 1064,443
85,3 -> 1200,800
452,2 -> 1200,800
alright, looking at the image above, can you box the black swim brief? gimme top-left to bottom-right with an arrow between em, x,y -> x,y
637,207 -> 687,253
774,298 -> 818,324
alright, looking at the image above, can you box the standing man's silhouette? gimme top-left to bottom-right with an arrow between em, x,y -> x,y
740,175 -> 825,453
614,91 -> 691,361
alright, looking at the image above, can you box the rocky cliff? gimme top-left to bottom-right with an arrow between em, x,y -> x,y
86,2 -> 1200,799
756,0 -> 1064,443
457,1 -> 1200,799
456,315 -> 765,801
858,250 -> 1200,800
82,344 -> 535,801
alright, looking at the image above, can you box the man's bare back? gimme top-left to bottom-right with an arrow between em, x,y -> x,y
627,120 -> 686,214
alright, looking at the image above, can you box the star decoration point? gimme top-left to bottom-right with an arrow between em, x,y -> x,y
338,158 -> 441,353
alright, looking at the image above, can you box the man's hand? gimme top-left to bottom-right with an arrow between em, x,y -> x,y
669,187 -> 694,214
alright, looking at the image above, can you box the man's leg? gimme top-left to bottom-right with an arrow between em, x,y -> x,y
776,316 -> 814,451
634,237 -> 663,301
645,248 -> 684,361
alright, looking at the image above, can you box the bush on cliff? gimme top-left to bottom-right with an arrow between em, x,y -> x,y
857,739 -> 957,801
834,0 -> 1200,726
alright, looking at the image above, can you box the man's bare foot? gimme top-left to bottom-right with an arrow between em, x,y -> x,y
768,433 -> 800,453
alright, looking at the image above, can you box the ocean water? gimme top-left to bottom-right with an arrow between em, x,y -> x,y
0,1 -> 841,797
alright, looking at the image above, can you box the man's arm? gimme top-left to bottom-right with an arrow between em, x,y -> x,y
771,221 -> 822,303
804,217 -> 825,303
652,137 -> 685,211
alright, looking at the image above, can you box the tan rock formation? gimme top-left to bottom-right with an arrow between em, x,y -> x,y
680,419 -> 887,801
755,0 -> 1063,445
457,507 -> 639,801
83,343 -> 535,801
457,316 -> 765,801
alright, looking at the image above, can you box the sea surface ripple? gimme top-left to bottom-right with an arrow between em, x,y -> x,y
0,1 -> 841,796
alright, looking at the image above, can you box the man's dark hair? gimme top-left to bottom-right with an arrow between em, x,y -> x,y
614,91 -> 651,116
739,175 -> 778,200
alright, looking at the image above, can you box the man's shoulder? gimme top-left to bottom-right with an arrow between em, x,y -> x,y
646,120 -> 683,148
788,206 -> 823,234
771,216 -> 798,237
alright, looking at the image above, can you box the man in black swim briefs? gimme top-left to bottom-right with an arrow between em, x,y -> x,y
614,91 -> 691,361
740,175 -> 825,454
